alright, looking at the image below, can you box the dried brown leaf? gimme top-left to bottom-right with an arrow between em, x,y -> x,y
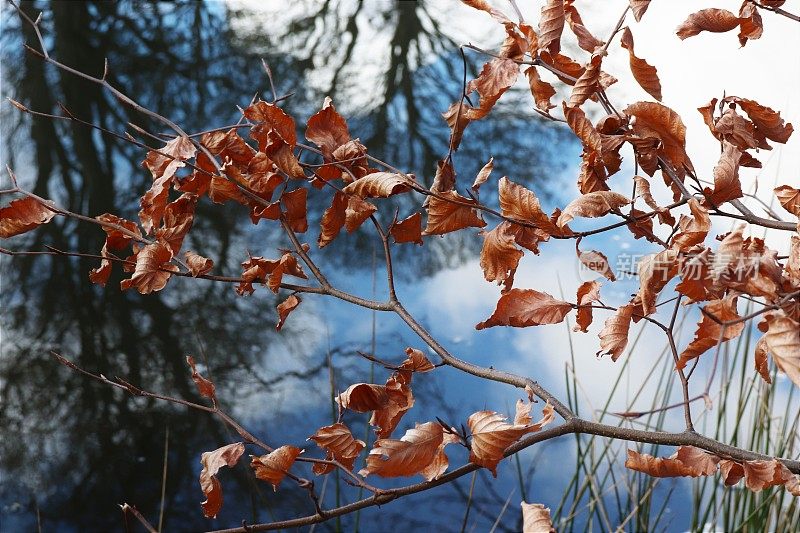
763,312 -> 800,388
423,191 -> 486,235
620,27 -> 662,101
625,101 -> 690,172
336,383 -> 391,413
468,403 -> 554,475
597,303 -> 635,361
625,446 -> 720,478
538,0 -> 565,55
276,294 -> 301,331
308,422 -> 365,475
703,141 -> 742,207
677,296 -> 746,369
676,8 -> 740,40
305,97 -> 350,155
120,242 -> 178,294
775,185 -> 800,217
476,289 -> 572,330
359,422 -> 445,479
318,191 -> 348,248
199,442 -> 245,518
557,191 -> 630,227
184,251 -> 213,277
480,222 -> 524,291
186,355 -> 216,400
0,197 -> 57,238
568,53 -> 602,108
524,67 -> 556,112
342,172 -> 415,198
629,0 -> 651,22
251,445 -> 303,490
574,280 -> 602,333
472,157 -> 495,191
563,103 -> 602,153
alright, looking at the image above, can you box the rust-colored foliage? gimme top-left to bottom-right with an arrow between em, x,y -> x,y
186,355 -> 216,401
0,197 -> 56,238
468,401 -> 554,476
476,289 -> 573,330
199,442 -> 245,518
308,422 -> 365,475
521,502 -> 556,532
359,422 -> 451,480
251,445 -> 304,490
6,0 -> 800,528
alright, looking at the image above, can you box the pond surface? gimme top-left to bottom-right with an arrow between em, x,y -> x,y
1,2 -> 796,532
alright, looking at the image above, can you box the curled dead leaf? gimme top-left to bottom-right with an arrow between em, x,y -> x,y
184,251 -> 213,277
276,294 -> 301,331
0,197 -> 57,238
676,8 -> 740,40
251,445 -> 303,490
308,422 -> 365,475
476,288 -> 572,329
336,383 -> 391,412
186,355 -> 216,401
468,402 -> 554,476
199,442 -> 245,518
620,27 -> 662,101
521,502 -> 555,532
120,242 -> 179,294
557,191 -> 630,227
359,422 -> 446,480
342,172 -> 415,198
390,212 -> 423,245
423,191 -> 486,235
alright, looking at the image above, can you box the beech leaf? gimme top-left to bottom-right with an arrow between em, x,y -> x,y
629,0 -> 651,22
597,303 -> 635,361
557,191 -> 630,227
774,185 -> 800,217
538,0 -> 565,55
184,251 -> 213,277
703,141 -> 742,207
625,446 -> 719,478
521,502 -> 555,533
423,191 -> 486,235
251,445 -> 303,490
574,280 -> 602,333
390,212 -> 423,245
763,313 -> 800,388
336,383 -> 391,412
676,9 -> 740,40
476,288 -> 572,329
359,421 -> 446,480
308,422 -> 365,475
276,294 -> 301,331
677,297 -> 745,369
480,222 -> 524,291
186,355 -> 216,400
120,242 -> 179,294
0,197 -> 56,238
472,157 -> 495,191
342,172 -> 415,198
620,27 -> 662,101
468,402 -> 554,476
199,442 -> 245,518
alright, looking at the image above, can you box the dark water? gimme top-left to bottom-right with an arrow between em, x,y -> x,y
0,2 -> 700,532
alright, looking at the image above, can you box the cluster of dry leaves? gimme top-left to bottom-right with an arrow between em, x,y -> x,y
192,349 -> 554,518
2,0 -> 799,529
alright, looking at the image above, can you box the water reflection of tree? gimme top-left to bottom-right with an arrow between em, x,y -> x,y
231,0 -> 574,272
0,1 -> 570,530
0,2 -> 295,530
